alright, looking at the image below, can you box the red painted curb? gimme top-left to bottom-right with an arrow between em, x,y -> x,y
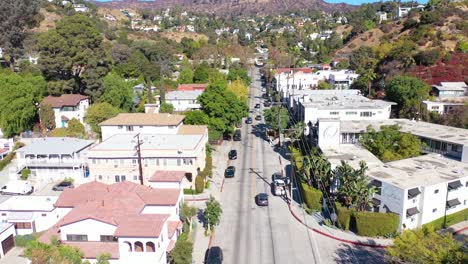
208,233 -> 214,248
288,204 -> 387,249
185,198 -> 209,202
453,226 -> 468,235
220,178 -> 225,192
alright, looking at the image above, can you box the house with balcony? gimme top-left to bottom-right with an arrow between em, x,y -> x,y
165,90 -> 203,112
41,94 -> 89,128
99,113 -> 185,141
88,127 -> 207,188
39,181 -> 183,264
14,138 -> 95,187
367,154 -> 467,231
0,196 -> 67,236
431,82 -> 467,98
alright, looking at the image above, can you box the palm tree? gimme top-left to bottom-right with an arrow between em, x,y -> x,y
361,68 -> 377,96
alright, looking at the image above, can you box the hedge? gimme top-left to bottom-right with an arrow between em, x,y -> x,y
194,175 -> 205,193
354,211 -> 399,237
301,183 -> 322,211
423,208 -> 468,230
335,203 -> 353,230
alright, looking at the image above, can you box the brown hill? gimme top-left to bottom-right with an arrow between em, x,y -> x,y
91,0 -> 354,15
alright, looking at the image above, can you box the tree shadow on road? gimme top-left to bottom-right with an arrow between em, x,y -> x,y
333,241 -> 386,264
197,208 -> 206,228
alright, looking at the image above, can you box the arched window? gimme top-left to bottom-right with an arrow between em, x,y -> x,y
134,241 -> 144,252
123,241 -> 132,252
146,242 -> 155,252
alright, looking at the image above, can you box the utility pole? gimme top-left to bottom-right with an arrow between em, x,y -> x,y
278,104 -> 282,147
134,133 -> 144,186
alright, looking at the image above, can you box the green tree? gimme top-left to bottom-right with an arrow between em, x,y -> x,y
169,232 -> 193,264
178,60 -> 194,84
360,125 -> 422,162
193,62 -> 211,83
227,79 -> 249,102
0,0 -> 41,70
99,73 -> 135,112
0,71 -> 46,137
385,75 -> 431,118
264,106 -> 289,132
317,80 -> 332,90
334,160 -> 376,211
66,118 -> 85,138
37,14 -> 109,98
181,202 -> 197,235
85,103 -> 120,135
302,151 -> 332,192
24,239 -> 84,264
159,103 -> 174,114
387,227 -> 467,264
204,196 -> 222,235
39,104 -> 56,131
227,67 -> 251,85
96,253 -> 111,264
183,111 -> 210,125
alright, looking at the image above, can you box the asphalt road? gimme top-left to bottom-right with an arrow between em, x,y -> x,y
212,67 -> 385,264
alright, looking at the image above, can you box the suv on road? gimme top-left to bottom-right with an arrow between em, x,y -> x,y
52,181 -> 74,191
255,103 -> 261,109
272,179 -> 286,196
205,246 -> 223,264
224,166 -> 236,178
256,193 -> 269,206
246,117 -> 253,124
233,129 -> 241,141
255,115 -> 262,121
228,150 -> 237,160
272,172 -> 282,182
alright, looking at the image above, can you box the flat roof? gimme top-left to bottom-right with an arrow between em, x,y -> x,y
0,196 -> 58,211
433,82 -> 467,91
322,145 -> 384,170
99,113 -> 185,126
367,154 -> 468,189
91,134 -> 203,152
298,93 -> 395,110
166,90 -> 203,100
340,119 -> 468,146
17,138 -> 94,155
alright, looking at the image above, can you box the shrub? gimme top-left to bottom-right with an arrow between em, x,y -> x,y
301,183 -> 322,211
195,175 -> 205,194
183,188 -> 197,195
414,49 -> 440,66
423,208 -> 468,230
354,211 -> 399,237
21,169 -> 31,180
15,234 -> 37,247
403,19 -> 418,31
335,203 -> 353,230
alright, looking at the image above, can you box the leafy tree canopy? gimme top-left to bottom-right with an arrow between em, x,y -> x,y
385,75 -> 431,117
264,106 -> 289,131
39,103 -> 56,131
227,79 -> 249,102
0,71 -> 46,137
85,102 -> 120,135
360,125 -> 422,162
98,73 -> 135,112
178,59 -> 194,84
159,103 -> 174,114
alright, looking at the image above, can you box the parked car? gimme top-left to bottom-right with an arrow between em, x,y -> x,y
52,181 -> 74,191
272,172 -> 282,182
223,133 -> 231,141
264,101 -> 272,107
246,117 -> 253,124
233,129 -> 241,141
255,103 -> 261,108
272,179 -> 286,196
224,166 -> 236,178
0,181 -> 34,195
228,150 -> 237,160
255,115 -> 262,121
256,193 -> 269,206
205,246 -> 223,264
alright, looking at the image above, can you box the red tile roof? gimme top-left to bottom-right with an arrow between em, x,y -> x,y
177,83 -> 208,91
276,68 -> 313,74
168,221 -> 183,238
42,94 -> 88,108
0,148 -> 9,155
149,171 -> 186,183
113,214 -> 169,237
167,240 -> 176,252
63,241 -> 120,259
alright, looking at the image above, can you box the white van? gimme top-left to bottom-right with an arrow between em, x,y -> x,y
0,181 -> 34,195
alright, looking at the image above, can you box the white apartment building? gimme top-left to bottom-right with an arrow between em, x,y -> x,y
88,127 -> 207,188
99,113 -> 185,141
289,90 -> 395,134
14,138 -> 95,187
39,181 -> 183,264
0,138 -> 13,160
368,154 -> 467,231
0,196 -> 68,235
422,100 -> 465,115
41,94 -> 89,129
165,90 -> 203,112
328,71 -> 359,89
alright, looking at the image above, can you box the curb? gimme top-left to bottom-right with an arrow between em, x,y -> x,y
220,178 -> 225,192
185,198 -> 210,202
453,226 -> 468,235
288,204 -> 388,249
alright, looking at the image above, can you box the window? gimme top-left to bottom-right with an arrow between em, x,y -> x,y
41,213 -> 47,217
115,175 -> 120,182
177,159 -> 181,166
431,106 -> 439,110
466,182 -> 468,187
183,159 -> 192,165
126,126 -> 133,132
146,242 -> 155,252
134,175 -> 138,181
360,111 -> 372,117
329,111 -> 339,115
98,175 -> 102,180
1,213 -> 5,216
120,159 -> 125,166
432,208 -> 437,213
156,158 -> 160,166
345,112 -> 357,115
118,125 -> 123,129
163,159 -> 167,166
139,126 -> 143,128
134,241 -> 144,252
434,189 -> 439,194
100,235 -> 117,242
92,159 -> 96,164
66,234 -> 88,241
411,218 -> 414,222
14,222 -> 32,229
464,200 -> 467,205
113,160 -> 118,168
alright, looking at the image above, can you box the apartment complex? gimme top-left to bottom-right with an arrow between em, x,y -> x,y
41,94 -> 89,128
39,181 -> 183,264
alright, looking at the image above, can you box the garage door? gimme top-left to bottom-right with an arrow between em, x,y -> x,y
1,235 -> 14,256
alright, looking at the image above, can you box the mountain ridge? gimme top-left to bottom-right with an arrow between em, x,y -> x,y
90,0 -> 355,15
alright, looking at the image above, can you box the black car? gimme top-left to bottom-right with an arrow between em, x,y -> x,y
255,115 -> 262,121
246,117 -> 253,124
205,246 -> 223,264
224,166 -> 236,178
53,181 -> 74,191
255,103 -> 261,108
264,101 -> 272,107
228,150 -> 237,160
223,133 -> 231,141
233,129 -> 241,141
256,193 -> 269,206
272,172 -> 282,182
